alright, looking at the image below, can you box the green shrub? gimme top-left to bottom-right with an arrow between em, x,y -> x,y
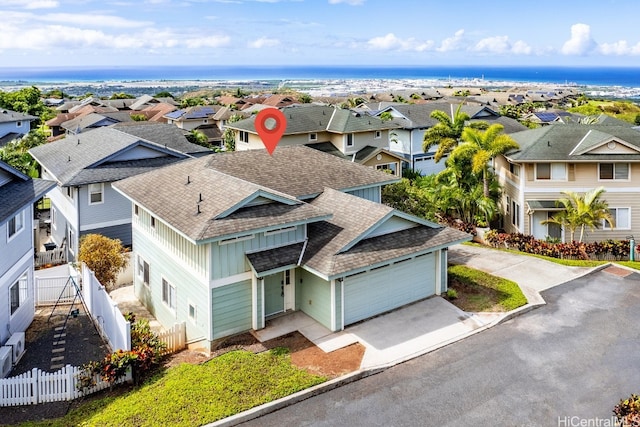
446,289 -> 458,300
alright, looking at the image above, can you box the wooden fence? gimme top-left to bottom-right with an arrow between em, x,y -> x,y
158,323 -> 187,355
0,365 -> 132,407
35,249 -> 66,269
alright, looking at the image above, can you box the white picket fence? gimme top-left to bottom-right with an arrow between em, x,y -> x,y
158,322 -> 187,355
0,365 -> 132,407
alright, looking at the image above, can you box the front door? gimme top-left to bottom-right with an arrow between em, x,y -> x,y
264,269 -> 294,317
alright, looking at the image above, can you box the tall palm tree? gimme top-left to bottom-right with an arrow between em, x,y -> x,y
449,123 -> 519,198
422,104 -> 487,162
542,187 -> 614,242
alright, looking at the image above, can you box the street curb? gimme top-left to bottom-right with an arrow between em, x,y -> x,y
205,367 -> 386,427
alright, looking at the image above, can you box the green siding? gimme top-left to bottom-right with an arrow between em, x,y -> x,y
132,226 -> 209,343
211,226 -> 305,280
440,250 -> 448,294
255,279 -> 264,329
334,280 -> 343,331
212,280 -> 252,339
296,269 -> 331,329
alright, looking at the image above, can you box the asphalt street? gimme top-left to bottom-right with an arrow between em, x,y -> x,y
242,268 -> 640,427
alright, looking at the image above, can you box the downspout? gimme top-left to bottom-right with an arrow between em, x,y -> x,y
297,238 -> 308,266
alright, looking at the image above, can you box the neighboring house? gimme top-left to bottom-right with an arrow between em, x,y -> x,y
379,102 -> 526,176
0,109 -> 37,147
164,106 -> 220,131
227,105 -> 403,175
113,146 -> 470,350
0,161 -> 55,346
496,124 -> 640,242
29,125 -> 212,259
60,112 -> 134,135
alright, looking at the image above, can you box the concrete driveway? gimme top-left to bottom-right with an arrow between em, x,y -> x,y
243,266 -> 640,426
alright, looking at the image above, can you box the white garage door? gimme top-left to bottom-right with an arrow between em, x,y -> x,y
344,253 -> 436,325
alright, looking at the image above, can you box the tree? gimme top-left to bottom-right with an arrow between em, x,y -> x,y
78,234 -> 129,291
0,86 -> 55,124
379,111 -> 393,122
298,93 -> 313,104
449,123 -> 519,198
422,104 -> 487,163
109,92 -> 135,99
0,129 -> 48,176
187,129 -> 210,147
154,91 -> 174,99
223,113 -> 244,152
542,187 -> 613,242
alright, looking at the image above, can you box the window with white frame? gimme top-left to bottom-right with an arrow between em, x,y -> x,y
162,278 -> 176,310
10,272 -> 28,315
88,183 -> 104,205
66,186 -> 74,200
536,163 -> 566,180
188,302 -> 197,322
604,208 -> 630,229
137,255 -> 150,287
509,163 -> 520,177
511,200 -> 520,227
7,211 -> 24,239
374,130 -> 381,139
308,133 -> 317,142
346,133 -> 354,148
68,229 -> 75,253
239,131 -> 249,143
599,163 -> 629,180
376,163 -> 398,175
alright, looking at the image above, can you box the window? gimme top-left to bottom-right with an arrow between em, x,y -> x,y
239,131 -> 249,143
511,200 -> 520,228
134,204 -> 139,216
374,130 -> 381,139
308,133 -> 317,142
188,302 -> 197,322
599,163 -> 629,180
536,163 -> 566,180
346,133 -> 354,148
68,229 -> 75,253
151,216 -> 156,229
219,234 -> 254,245
137,255 -> 150,286
7,212 -> 24,239
16,121 -> 22,128
10,273 -> 28,315
604,208 -> 630,230
509,163 -> 520,177
376,163 -> 398,175
162,278 -> 176,310
66,186 -> 74,200
506,196 -> 511,217
88,183 -> 104,205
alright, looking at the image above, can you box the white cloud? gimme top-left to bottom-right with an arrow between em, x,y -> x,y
40,13 -> 152,28
367,33 -> 433,52
471,36 -> 532,55
437,29 -> 466,52
328,0 -> 364,5
248,37 -> 280,48
561,23 -> 596,55
599,40 -> 640,56
4,0 -> 58,9
184,35 -> 232,48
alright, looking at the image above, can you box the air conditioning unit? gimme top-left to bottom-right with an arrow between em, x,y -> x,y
5,332 -> 25,365
0,346 -> 12,378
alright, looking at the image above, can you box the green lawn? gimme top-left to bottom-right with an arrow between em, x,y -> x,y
19,349 -> 325,427
447,264 -> 527,312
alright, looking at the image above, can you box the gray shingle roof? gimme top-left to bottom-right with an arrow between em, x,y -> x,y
303,188 -> 470,278
113,122 -> 212,155
29,126 -> 197,186
113,156 -> 331,242
206,145 -> 399,199
506,124 -> 640,162
246,242 -> 305,275
0,109 -> 37,124
0,161 -> 56,225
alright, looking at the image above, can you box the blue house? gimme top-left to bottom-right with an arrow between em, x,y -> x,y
113,146 -> 470,351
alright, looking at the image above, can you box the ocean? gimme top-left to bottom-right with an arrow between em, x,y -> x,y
1,65 -> 639,88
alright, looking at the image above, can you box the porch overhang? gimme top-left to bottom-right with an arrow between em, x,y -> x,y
526,200 -> 563,213
246,242 -> 305,278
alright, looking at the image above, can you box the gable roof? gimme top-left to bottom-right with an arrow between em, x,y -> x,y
303,188 -> 470,279
506,124 -> 640,162
113,156 -> 331,242
29,126 -> 198,186
205,145 -> 399,199
112,122 -> 212,155
0,109 -> 37,124
0,161 -> 56,226
306,142 -> 405,164
227,105 -> 401,135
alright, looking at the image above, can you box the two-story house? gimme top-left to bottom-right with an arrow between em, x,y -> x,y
29,123 -> 212,260
496,124 -> 640,242
0,161 -> 55,350
0,109 -> 37,147
226,105 -> 405,175
113,146 -> 470,351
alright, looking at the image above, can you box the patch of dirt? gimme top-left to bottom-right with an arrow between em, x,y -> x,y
447,278 -> 506,312
165,331 -> 365,379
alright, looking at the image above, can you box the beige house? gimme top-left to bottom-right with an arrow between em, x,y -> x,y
496,124 -> 640,242
226,105 -> 405,176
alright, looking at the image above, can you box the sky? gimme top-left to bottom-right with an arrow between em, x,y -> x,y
1,0 -> 640,68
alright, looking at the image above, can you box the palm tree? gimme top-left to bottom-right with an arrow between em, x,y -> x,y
422,104 -> 487,162
542,187 -> 614,242
449,123 -> 519,198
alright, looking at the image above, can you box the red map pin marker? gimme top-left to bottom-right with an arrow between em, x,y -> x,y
255,109 -> 286,155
